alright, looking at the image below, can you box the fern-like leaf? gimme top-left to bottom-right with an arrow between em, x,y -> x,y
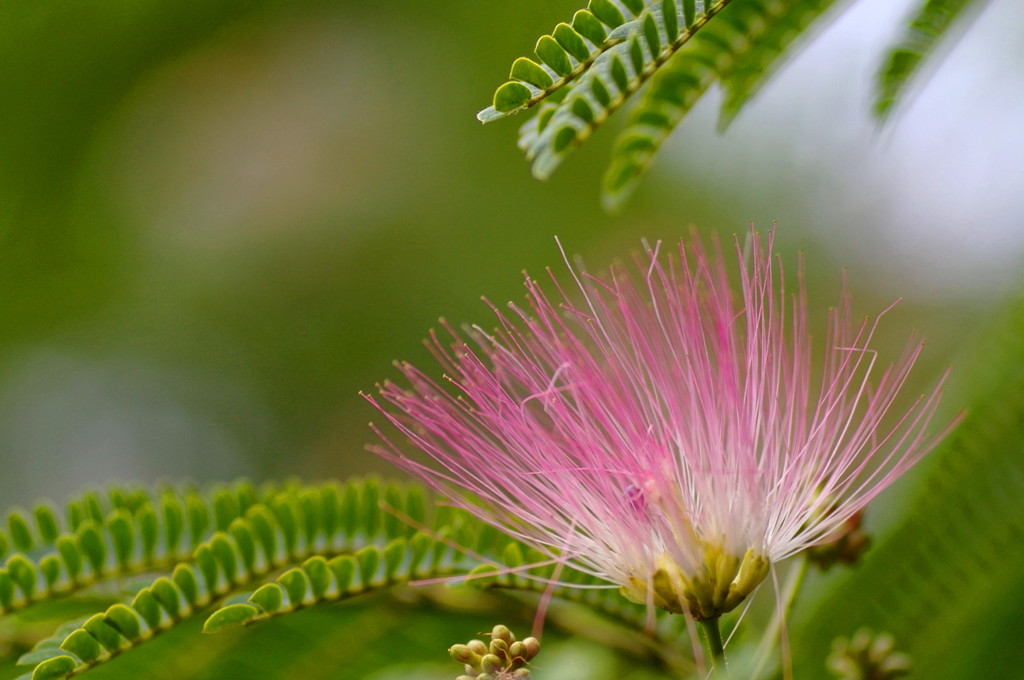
477,0 -> 652,123
601,0 -> 835,209
16,478 -> 467,679
0,482 -> 261,620
479,0 -> 995,206
203,536 -> 447,632
199,508 -> 568,633
15,474 -> 716,679
874,0 -> 993,121
518,0 -> 732,180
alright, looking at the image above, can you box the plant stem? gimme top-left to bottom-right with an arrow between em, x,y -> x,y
699,616 -> 727,676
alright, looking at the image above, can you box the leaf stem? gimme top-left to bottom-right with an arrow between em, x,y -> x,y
699,615 -> 727,676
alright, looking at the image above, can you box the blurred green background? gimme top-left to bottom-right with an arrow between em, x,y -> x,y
1,0 -> 1023,678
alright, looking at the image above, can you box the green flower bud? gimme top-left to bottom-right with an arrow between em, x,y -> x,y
492,624 -> 514,645
480,654 -> 503,674
489,638 -> 510,662
450,644 -> 481,667
449,625 -> 538,680
827,628 -> 910,680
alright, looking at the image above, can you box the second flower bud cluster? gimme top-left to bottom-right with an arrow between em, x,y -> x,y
449,624 -> 540,680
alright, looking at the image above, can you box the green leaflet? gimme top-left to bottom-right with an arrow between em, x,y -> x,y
874,0 -> 992,120
28,656 -> 77,680
8,511 -> 35,553
202,603 -> 259,634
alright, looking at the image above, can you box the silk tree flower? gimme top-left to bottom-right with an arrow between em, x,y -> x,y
365,229 -> 953,624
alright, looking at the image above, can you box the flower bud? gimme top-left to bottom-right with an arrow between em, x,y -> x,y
480,654 -> 503,674
449,644 -> 480,667
827,628 -> 910,680
491,624 -> 514,645
488,638 -> 509,662
448,625 -> 538,680
808,509 -> 871,571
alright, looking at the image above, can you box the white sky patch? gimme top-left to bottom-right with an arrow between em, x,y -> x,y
659,0 -> 1024,301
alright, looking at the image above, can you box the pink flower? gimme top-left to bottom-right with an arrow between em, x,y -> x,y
365,229 -> 954,620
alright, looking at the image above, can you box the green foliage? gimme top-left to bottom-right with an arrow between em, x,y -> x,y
521,2 -> 735,183
7,477 -> 648,680
479,0 -> 850,206
483,0 -> 736,186
477,0 -> 650,123
479,0 -> 993,206
202,538 -> 435,632
875,0 -> 992,120
0,482 -> 259,619
198,501 -> 627,634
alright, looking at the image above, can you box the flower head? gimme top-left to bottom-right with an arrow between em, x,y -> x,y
366,229 -> 953,620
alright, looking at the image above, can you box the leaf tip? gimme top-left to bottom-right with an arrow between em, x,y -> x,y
202,604 -> 259,634
476,107 -> 503,123
29,656 -> 78,680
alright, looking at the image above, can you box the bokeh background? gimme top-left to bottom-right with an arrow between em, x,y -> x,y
1,0 -> 1023,678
